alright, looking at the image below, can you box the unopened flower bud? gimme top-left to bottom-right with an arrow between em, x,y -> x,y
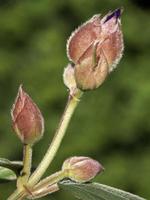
11,85 -> 44,145
67,9 -> 124,90
62,156 -> 104,183
63,63 -> 77,94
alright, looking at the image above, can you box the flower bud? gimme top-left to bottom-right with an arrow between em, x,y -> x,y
67,9 -> 124,90
11,85 -> 44,145
62,156 -> 104,183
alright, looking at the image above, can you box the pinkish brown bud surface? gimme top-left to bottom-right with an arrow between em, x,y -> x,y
67,9 -> 124,90
62,156 -> 104,183
11,85 -> 44,145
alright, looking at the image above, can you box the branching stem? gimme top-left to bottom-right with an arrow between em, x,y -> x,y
17,144 -> 32,190
8,89 -> 83,200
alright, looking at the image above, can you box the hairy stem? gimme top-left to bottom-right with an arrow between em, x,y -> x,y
17,144 -> 32,190
31,170 -> 66,194
28,89 -> 82,186
8,171 -> 66,200
29,183 -> 59,199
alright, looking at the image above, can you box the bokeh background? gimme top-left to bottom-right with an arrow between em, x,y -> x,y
0,0 -> 150,199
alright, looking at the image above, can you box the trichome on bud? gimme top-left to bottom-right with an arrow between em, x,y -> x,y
67,8 -> 124,90
11,85 -> 44,145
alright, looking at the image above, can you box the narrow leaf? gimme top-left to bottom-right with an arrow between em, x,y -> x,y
0,158 -> 23,176
0,166 -> 16,182
59,180 -> 146,200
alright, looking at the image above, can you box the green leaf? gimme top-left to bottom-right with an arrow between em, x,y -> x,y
0,166 -> 16,182
0,158 -> 23,176
59,180 -> 146,200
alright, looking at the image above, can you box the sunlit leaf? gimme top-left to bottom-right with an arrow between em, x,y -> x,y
0,158 -> 23,176
0,166 -> 16,182
59,180 -> 146,200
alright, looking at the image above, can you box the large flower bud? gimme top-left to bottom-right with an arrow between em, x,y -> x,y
11,85 -> 44,145
67,9 -> 124,90
62,156 -> 104,183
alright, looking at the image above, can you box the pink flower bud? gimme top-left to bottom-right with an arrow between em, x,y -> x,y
11,85 -> 44,145
62,156 -> 104,183
67,9 -> 124,90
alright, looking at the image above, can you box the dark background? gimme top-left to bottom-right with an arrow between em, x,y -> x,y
0,0 -> 150,199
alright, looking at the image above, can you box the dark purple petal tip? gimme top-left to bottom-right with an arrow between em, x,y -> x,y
104,8 -> 122,23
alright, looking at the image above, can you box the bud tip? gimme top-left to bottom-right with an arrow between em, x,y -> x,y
104,8 -> 122,23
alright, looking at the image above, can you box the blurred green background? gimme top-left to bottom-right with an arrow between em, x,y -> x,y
0,0 -> 150,199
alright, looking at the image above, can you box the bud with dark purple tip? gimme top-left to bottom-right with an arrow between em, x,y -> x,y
67,9 -> 124,90
62,156 -> 104,183
11,85 -> 44,145
104,8 -> 122,23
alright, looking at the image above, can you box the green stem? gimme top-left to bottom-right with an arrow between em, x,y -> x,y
32,170 -> 66,193
8,171 -> 66,200
17,144 -> 32,190
8,89 -> 82,200
30,183 -> 59,199
7,190 -> 24,200
28,90 -> 82,186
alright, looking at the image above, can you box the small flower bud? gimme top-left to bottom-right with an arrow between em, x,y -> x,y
62,156 -> 104,183
11,85 -> 44,145
67,9 -> 124,90
63,63 -> 77,94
